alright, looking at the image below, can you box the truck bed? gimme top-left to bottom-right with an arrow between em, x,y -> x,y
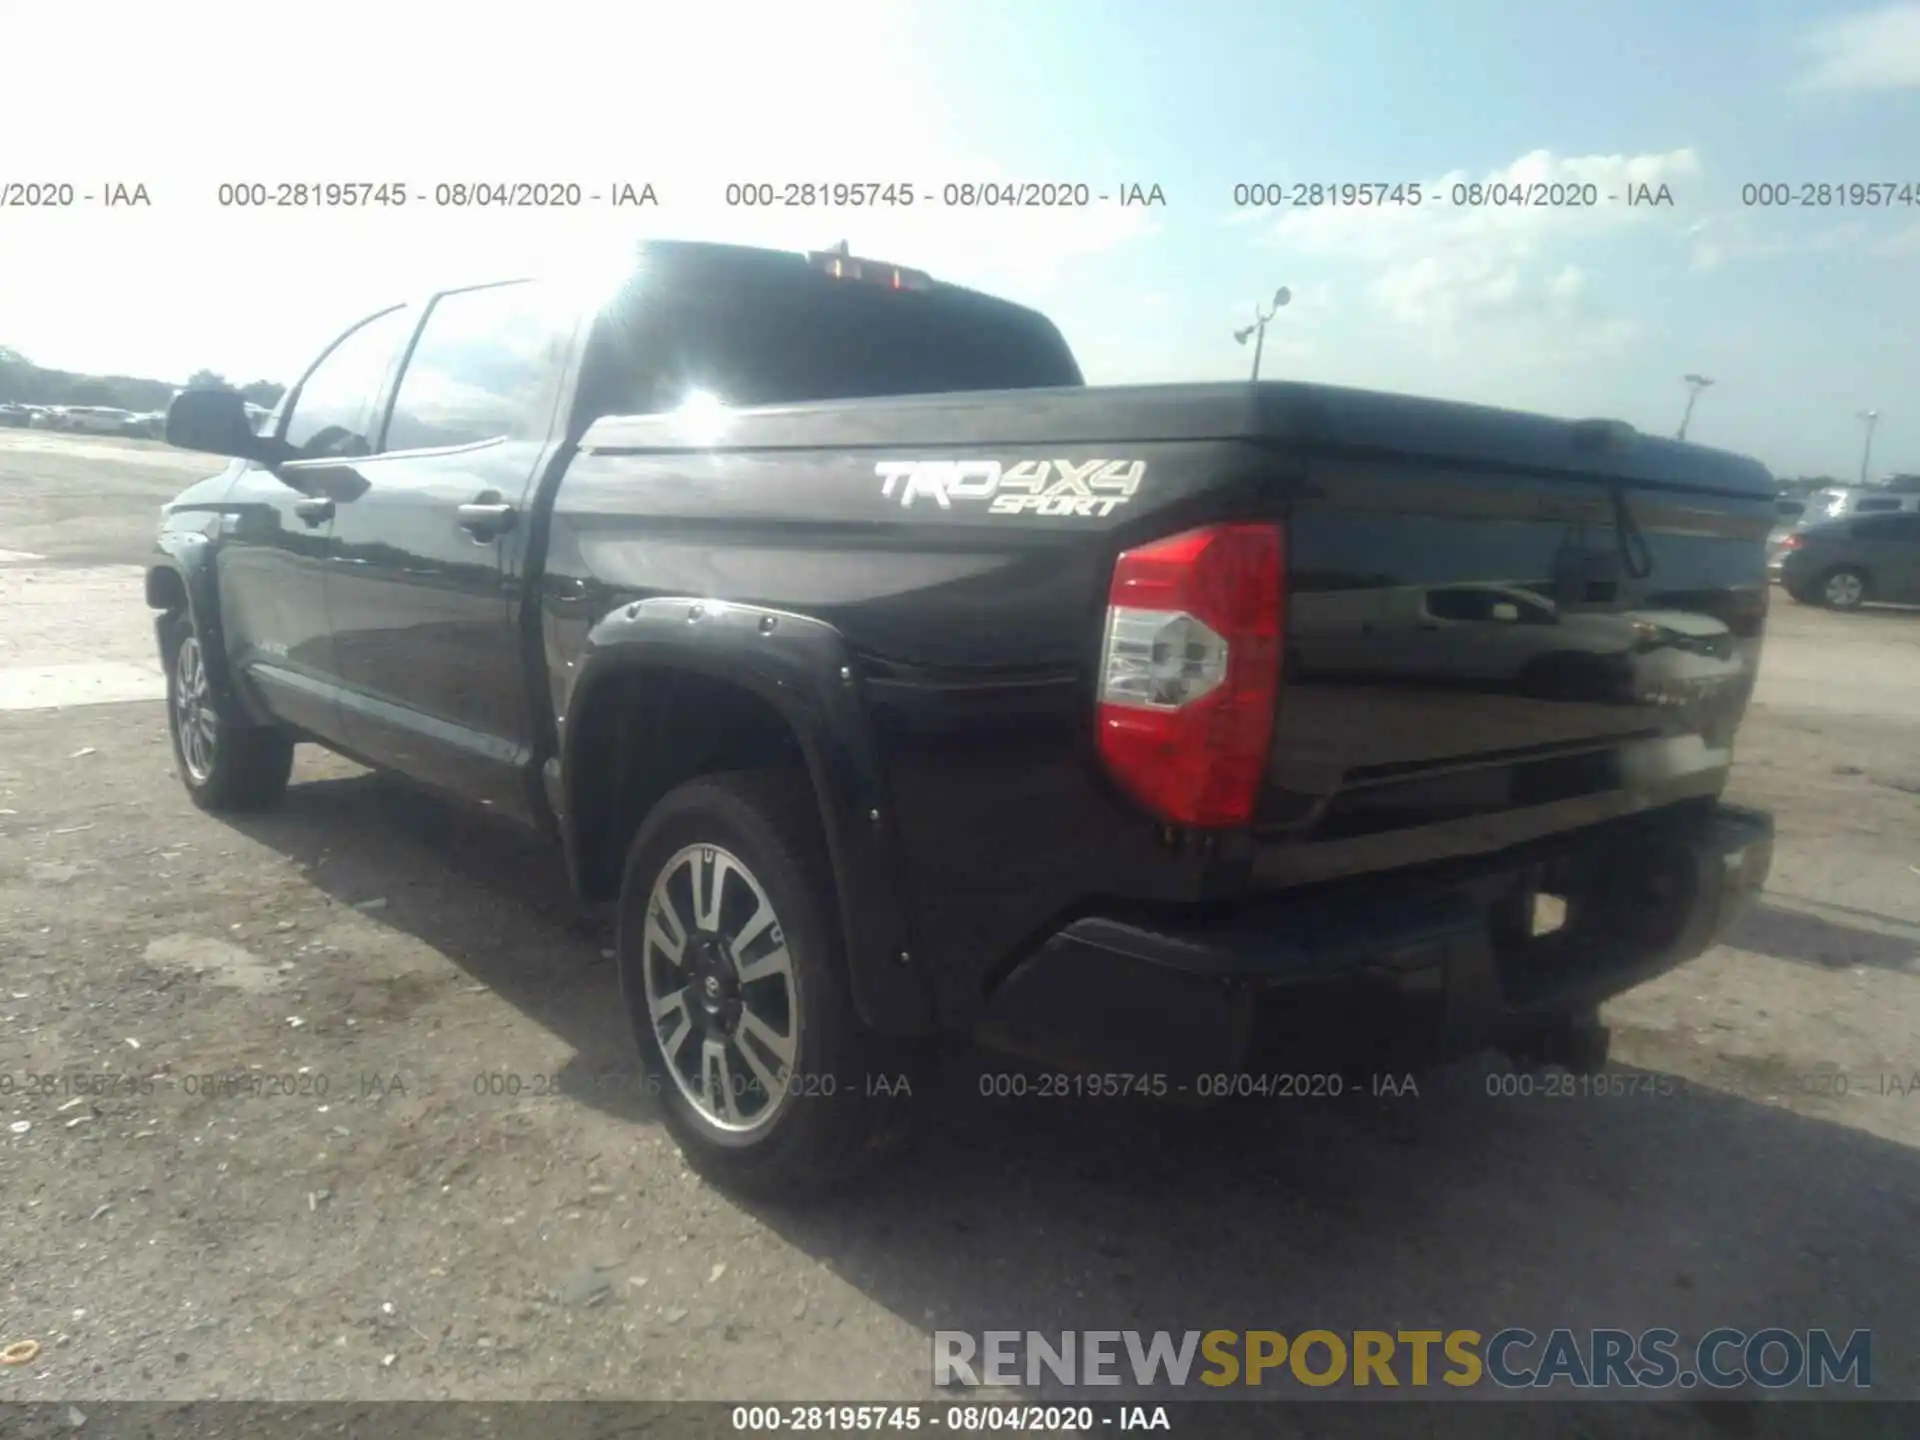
555,379 -> 1774,1015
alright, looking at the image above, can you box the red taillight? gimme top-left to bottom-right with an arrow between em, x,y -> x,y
1778,533 -> 1804,551
1095,522 -> 1284,828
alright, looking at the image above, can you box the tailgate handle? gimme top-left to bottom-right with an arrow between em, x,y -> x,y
293,497 -> 334,526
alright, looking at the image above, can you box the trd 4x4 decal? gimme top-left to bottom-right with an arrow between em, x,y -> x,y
875,459 -> 1146,517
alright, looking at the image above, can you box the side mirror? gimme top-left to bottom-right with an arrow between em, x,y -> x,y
166,388 -> 265,461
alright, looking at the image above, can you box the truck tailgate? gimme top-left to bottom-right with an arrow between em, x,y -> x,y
1255,393 -> 1774,887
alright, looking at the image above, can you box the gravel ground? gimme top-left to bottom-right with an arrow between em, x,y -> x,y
0,431 -> 1915,1434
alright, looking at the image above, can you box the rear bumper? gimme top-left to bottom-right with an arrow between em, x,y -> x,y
977,802 -> 1773,1080
1774,553 -> 1815,589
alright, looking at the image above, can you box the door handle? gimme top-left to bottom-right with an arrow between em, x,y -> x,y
293,497 -> 334,526
457,501 -> 517,540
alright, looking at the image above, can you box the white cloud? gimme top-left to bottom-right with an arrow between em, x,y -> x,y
1683,213 -> 1884,271
1684,219 -> 1726,272
1248,148 -> 1698,365
1547,263 -> 1589,301
1795,4 -> 1920,92
1872,219 -> 1920,254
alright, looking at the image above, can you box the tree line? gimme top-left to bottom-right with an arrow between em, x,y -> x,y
0,346 -> 283,411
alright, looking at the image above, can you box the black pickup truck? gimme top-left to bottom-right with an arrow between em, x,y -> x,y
150,239 -> 1774,1192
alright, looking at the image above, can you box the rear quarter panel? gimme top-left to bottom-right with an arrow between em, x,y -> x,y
541,404 -> 1285,1024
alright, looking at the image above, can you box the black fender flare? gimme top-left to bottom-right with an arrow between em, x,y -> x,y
146,534 -> 272,727
557,597 -> 933,1038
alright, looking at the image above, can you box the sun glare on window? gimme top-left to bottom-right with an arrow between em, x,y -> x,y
672,389 -> 730,444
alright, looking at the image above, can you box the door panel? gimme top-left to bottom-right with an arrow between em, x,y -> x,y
327,442 -> 551,814
325,280 -> 575,822
216,462 -> 339,736
217,304 -> 415,739
1869,516 -> 1920,602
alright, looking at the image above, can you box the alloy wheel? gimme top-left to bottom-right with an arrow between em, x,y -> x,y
1823,570 -> 1864,608
172,635 -> 218,782
641,843 -> 800,1134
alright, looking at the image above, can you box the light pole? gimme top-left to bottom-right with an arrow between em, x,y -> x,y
1234,286 -> 1292,382
1857,409 -> 1880,486
1676,373 -> 1714,440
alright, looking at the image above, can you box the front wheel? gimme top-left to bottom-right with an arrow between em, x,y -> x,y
162,612 -> 294,812
616,770 -> 915,1196
1819,566 -> 1869,611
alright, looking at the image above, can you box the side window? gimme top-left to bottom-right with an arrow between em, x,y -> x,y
384,281 -> 574,453
1426,587 -> 1557,624
1852,497 -> 1900,513
1881,516 -> 1920,544
283,305 -> 415,460
1425,588 -> 1496,622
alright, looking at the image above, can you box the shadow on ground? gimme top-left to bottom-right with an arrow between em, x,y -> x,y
226,767 -> 1919,1433
1728,900 -> 1918,974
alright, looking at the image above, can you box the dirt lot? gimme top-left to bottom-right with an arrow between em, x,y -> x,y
1,431 -> 1916,1428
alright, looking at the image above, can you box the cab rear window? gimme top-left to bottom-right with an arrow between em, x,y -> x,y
584,276 -> 1083,419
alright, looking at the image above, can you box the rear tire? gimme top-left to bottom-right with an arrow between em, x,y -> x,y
616,770 -> 916,1197
161,611 -> 294,812
1818,566 -> 1869,611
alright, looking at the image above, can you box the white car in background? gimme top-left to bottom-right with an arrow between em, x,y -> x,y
61,406 -> 139,435
1805,485 -> 1920,522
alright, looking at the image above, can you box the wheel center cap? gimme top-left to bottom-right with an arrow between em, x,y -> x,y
689,938 -> 741,1031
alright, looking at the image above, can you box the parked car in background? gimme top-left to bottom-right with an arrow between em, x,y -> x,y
243,403 -> 273,434
0,403 -> 32,428
63,406 -> 140,435
1767,497 -> 1807,555
120,411 -> 167,438
1766,525 -> 1800,572
31,406 -> 67,429
1774,513 -> 1920,609
1804,486 -> 1920,522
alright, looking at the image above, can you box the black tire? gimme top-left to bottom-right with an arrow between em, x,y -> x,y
616,769 -> 916,1196
161,611 -> 294,812
1817,566 -> 1869,612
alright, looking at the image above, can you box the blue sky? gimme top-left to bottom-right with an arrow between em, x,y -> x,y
2,0 -> 1916,479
